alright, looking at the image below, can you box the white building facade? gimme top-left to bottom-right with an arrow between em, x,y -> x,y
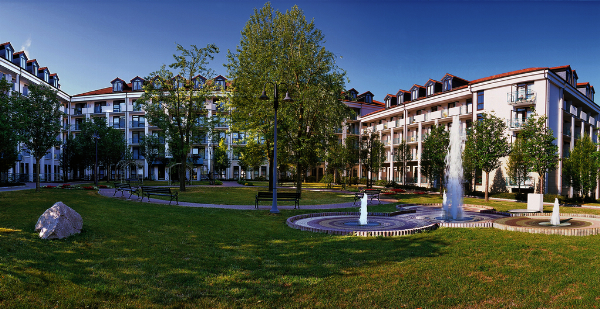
359,66 -> 597,195
0,42 -> 70,182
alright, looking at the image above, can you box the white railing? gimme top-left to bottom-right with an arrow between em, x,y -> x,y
387,121 -> 396,129
580,111 -> 588,122
570,105 -> 578,115
507,91 -> 537,105
414,114 -> 424,123
449,106 -> 460,116
460,105 -> 472,115
376,124 -> 384,131
430,110 -> 441,120
590,118 -> 596,126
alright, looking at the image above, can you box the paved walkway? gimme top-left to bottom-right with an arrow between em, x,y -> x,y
99,188 -> 394,210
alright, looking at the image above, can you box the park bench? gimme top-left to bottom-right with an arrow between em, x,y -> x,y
126,178 -> 143,187
113,182 -> 140,199
255,191 -> 301,209
140,186 -> 179,205
353,189 -> 381,206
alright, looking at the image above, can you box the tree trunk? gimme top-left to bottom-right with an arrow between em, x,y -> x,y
485,171 -> 490,201
295,163 -> 303,199
539,174 -> 544,195
180,154 -> 186,192
35,157 -> 41,192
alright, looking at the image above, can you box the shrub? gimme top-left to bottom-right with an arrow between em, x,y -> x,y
255,176 -> 267,181
320,174 -> 334,184
305,176 -> 316,183
214,180 -> 223,185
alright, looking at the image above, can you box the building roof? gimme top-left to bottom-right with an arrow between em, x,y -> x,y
468,67 -> 546,85
73,84 -> 135,97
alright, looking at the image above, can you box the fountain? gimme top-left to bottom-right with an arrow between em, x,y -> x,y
442,116 -> 464,221
359,193 -> 368,225
550,198 -> 561,225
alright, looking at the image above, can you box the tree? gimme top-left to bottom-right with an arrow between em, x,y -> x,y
0,78 -> 20,181
520,113 -> 559,194
325,136 -> 359,188
226,3 -> 351,196
15,84 -> 63,191
139,133 -> 166,180
238,139 -> 266,180
137,43 -> 219,192
506,138 -> 529,191
463,113 -> 510,201
563,135 -> 597,198
360,131 -> 385,188
421,124 -> 449,190
213,139 -> 230,178
394,139 -> 412,185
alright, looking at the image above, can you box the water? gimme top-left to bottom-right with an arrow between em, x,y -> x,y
550,198 -> 560,225
359,193 -> 368,225
442,116 -> 464,221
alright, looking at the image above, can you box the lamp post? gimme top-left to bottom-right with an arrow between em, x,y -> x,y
259,82 -> 293,214
92,132 -> 100,186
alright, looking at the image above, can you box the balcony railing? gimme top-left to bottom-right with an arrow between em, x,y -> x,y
346,127 -> 359,135
508,118 -> 527,129
130,121 -> 146,128
128,138 -> 140,144
564,127 -> 571,137
110,121 -> 126,129
508,91 -> 536,105
93,107 -> 104,113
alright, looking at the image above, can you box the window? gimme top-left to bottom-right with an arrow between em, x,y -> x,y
448,102 -> 456,109
132,115 -> 145,127
427,84 -> 434,96
113,81 -> 122,92
192,147 -> 205,159
431,106 -> 437,112
477,114 -> 484,122
20,56 -> 26,68
132,147 -> 143,160
365,94 -> 372,103
94,101 -> 106,113
444,79 -> 452,91
477,91 -> 484,110
22,86 -> 28,96
113,101 -> 122,112
44,70 -> 49,82
133,80 -> 142,91
516,83 -> 534,101
5,46 -> 13,61
131,131 -> 142,144
412,89 -> 418,100
466,98 -> 472,111
195,78 -> 204,89
112,116 -> 124,128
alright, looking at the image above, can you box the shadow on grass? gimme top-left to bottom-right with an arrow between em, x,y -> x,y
0,189 -> 447,307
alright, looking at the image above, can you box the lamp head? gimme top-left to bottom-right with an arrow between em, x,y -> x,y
259,90 -> 269,101
283,92 -> 293,102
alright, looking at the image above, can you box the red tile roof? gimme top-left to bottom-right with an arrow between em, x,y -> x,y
0,42 -> 11,47
74,83 -> 135,97
13,51 -> 25,56
111,77 -> 126,83
469,67 -> 545,85
442,73 -> 469,84
130,76 -> 144,82
577,82 -> 590,87
27,59 -> 37,63
550,65 -> 571,71
214,75 -> 227,80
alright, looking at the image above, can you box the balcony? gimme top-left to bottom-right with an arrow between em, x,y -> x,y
580,111 -> 588,122
430,110 -> 441,121
231,138 -> 246,145
508,118 -> 527,130
93,107 -> 104,113
73,108 -> 83,115
508,91 -> 536,106
110,121 -> 126,129
128,138 -> 140,144
130,121 -> 146,128
564,127 -> 571,137
335,127 -> 343,134
346,127 -> 359,135
383,140 -> 389,146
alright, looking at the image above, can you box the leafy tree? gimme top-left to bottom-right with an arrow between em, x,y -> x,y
72,118 -> 128,182
506,138 -> 529,191
421,125 -> 449,190
394,139 -> 412,185
139,133 -> 166,180
0,78 -> 20,180
213,139 -> 230,178
58,135 -> 76,182
226,3 -> 350,196
360,131 -> 385,188
14,84 -> 63,191
238,139 -> 266,180
137,43 -> 219,192
520,113 -> 559,194
463,113 -> 510,201
325,136 -> 359,188
563,135 -> 597,197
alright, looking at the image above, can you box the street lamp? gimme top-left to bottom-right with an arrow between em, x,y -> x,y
92,132 -> 101,186
259,82 -> 293,214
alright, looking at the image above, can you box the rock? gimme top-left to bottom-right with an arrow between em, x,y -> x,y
35,202 -> 83,239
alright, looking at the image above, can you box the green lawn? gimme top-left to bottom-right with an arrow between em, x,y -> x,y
2,190 -> 600,308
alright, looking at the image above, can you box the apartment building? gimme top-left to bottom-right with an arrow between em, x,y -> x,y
0,41 -> 70,182
68,74 -> 259,181
359,66 -> 597,195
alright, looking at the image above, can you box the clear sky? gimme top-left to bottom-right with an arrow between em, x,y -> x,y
2,0 -> 599,102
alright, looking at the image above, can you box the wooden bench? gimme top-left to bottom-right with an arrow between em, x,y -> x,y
140,186 -> 179,205
255,191 -> 301,209
113,182 -> 139,199
353,190 -> 382,206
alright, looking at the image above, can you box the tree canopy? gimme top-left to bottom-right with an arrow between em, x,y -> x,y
137,43 -> 219,191
563,135 -> 597,197
14,83 -> 63,191
519,113 -> 559,194
226,3 -> 351,195
0,78 -> 20,179
463,113 -> 510,201
421,124 -> 449,190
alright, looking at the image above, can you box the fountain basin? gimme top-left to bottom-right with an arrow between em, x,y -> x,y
493,214 -> 600,236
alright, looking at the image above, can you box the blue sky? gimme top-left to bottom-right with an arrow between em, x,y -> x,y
2,0 -> 600,102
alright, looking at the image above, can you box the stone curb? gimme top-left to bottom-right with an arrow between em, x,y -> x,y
286,212 -> 439,237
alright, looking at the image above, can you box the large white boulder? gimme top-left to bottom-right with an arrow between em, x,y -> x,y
35,202 -> 83,239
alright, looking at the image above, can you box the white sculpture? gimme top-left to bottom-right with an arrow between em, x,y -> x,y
359,193 -> 368,225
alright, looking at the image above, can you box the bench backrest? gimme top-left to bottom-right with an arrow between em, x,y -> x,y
141,186 -> 172,194
114,183 -> 130,188
277,192 -> 300,198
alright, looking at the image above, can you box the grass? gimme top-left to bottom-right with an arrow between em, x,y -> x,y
3,190 -> 600,307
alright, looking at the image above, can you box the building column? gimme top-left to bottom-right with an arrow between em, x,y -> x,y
417,122 -> 422,187
570,116 -> 575,197
378,130 -> 382,181
390,127 -> 394,182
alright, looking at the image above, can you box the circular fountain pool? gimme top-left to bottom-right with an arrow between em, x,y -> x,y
493,214 -> 600,236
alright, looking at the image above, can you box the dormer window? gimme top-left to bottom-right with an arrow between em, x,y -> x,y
20,55 -> 26,68
4,45 -> 13,61
194,77 -> 205,89
131,77 -> 144,91
113,81 -> 122,92
365,94 -> 372,103
427,84 -> 434,96
412,89 -> 418,100
566,71 -> 571,84
443,79 -> 452,91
